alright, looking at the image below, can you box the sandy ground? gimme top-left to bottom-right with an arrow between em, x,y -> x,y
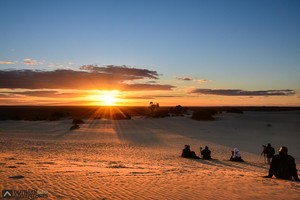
0,111 -> 300,199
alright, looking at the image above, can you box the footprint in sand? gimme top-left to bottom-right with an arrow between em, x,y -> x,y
16,162 -> 27,165
9,175 -> 25,179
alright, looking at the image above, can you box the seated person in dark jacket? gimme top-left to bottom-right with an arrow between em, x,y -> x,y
181,145 -> 200,159
200,146 -> 211,159
264,146 -> 299,181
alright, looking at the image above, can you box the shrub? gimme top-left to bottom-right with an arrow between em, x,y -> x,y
169,105 -> 187,116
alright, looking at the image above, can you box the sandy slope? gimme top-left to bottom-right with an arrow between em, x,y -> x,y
0,111 -> 300,199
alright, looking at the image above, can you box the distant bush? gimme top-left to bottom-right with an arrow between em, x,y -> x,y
149,102 -> 159,114
191,110 -> 216,121
226,108 -> 244,114
169,105 -> 187,116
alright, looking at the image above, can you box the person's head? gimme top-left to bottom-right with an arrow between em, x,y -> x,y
279,146 -> 288,155
267,143 -> 271,147
205,146 -> 209,150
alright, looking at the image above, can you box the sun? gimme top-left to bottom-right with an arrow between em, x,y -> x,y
102,94 -> 116,106
99,90 -> 118,106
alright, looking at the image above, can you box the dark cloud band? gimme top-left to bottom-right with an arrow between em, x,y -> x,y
191,89 -> 296,96
0,67 -> 173,91
176,77 -> 192,81
80,65 -> 159,79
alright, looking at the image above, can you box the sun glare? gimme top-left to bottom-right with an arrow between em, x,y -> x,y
99,90 -> 119,106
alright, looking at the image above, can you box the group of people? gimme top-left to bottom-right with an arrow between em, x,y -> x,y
181,145 -> 211,160
181,144 -> 242,161
181,144 -> 299,182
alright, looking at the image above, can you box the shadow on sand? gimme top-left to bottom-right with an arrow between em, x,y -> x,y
190,158 -> 269,170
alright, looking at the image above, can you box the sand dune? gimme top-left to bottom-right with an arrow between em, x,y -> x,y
1,111 -> 300,199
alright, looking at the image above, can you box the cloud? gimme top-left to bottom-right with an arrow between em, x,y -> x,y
0,67 -> 174,91
121,84 -> 175,91
0,93 -> 15,98
191,89 -> 296,96
176,77 -> 209,84
126,94 -> 182,100
23,58 -> 39,65
1,90 -> 84,98
0,61 -> 14,65
196,79 -> 209,84
176,77 -> 193,81
146,81 -> 157,84
80,65 -> 159,79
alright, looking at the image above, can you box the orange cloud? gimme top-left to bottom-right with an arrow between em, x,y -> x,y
196,79 -> 209,84
23,58 -> 39,65
0,90 -> 85,98
0,61 -> 14,65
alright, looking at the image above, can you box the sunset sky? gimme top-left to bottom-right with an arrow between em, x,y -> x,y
1,0 -> 300,106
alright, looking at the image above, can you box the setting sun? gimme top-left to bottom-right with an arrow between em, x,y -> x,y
99,90 -> 119,106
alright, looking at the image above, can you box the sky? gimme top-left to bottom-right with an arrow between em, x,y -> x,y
0,0 -> 300,106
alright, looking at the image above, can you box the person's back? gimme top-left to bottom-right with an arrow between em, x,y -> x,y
271,154 -> 297,180
276,154 -> 294,179
201,146 -> 211,159
265,146 -> 299,181
181,145 -> 191,158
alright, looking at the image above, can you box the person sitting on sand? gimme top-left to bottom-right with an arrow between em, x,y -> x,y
181,145 -> 200,159
230,148 -> 244,162
263,146 -> 299,181
200,146 -> 211,159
